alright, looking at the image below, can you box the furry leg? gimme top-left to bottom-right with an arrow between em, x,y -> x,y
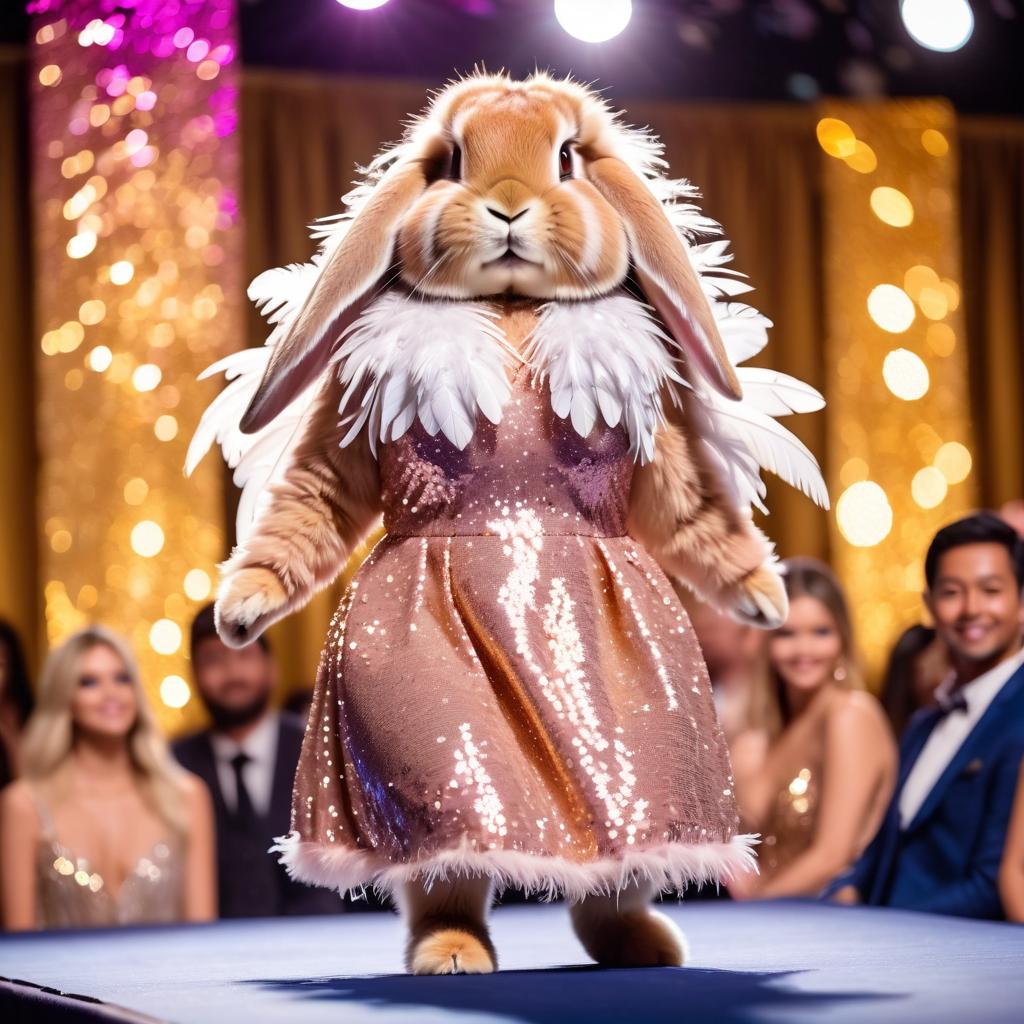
569,879 -> 688,968
398,875 -> 497,975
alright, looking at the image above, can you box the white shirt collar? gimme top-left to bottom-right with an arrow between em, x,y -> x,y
934,642 -> 1024,712
210,711 -> 278,766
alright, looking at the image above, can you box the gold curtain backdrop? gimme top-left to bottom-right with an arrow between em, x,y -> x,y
2,55 -> 1023,720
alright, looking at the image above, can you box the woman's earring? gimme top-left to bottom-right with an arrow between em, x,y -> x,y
833,662 -> 847,682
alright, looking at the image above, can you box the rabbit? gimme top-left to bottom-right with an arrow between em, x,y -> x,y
188,71 -> 827,974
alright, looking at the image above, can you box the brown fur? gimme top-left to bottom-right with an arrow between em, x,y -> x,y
217,73 -> 789,967
242,71 -> 742,427
399,876 -> 496,975
217,373 -> 382,646
628,391 -> 786,627
570,879 -> 687,967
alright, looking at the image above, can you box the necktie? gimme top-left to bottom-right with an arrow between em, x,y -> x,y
230,751 -> 258,827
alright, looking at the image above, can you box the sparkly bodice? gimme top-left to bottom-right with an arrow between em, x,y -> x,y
758,766 -> 820,878
379,364 -> 635,538
31,788 -> 184,929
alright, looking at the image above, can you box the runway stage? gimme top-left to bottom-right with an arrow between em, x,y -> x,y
2,900 -> 1022,1024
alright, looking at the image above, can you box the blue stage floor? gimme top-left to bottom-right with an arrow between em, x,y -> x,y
2,900 -> 1022,1024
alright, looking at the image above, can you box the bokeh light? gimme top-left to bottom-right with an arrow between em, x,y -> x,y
882,348 -> 930,401
555,0 -> 632,43
911,466 -> 948,509
131,363 -> 162,392
149,618 -> 182,655
184,568 -> 212,601
867,284 -> 916,333
870,187 -> 914,227
816,117 -> 857,158
109,259 -> 134,285
123,477 -> 149,505
159,675 -> 192,709
130,520 -> 165,557
934,441 -> 972,484
836,481 -> 894,548
154,414 -> 178,441
900,0 -> 974,53
921,129 -> 950,156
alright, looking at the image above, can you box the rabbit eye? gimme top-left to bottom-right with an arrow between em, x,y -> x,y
558,143 -> 573,181
449,144 -> 463,181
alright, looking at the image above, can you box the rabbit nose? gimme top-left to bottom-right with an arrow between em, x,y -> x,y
486,206 -> 529,225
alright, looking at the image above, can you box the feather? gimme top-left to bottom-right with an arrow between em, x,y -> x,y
522,296 -> 685,465
331,293 -> 520,456
185,345 -> 320,541
694,386 -> 830,511
716,303 -> 772,365
736,367 -> 825,417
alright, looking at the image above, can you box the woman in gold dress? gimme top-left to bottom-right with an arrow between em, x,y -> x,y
0,626 -> 216,930
729,559 -> 897,898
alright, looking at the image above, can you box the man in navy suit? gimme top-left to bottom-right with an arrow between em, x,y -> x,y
831,512 -> 1024,918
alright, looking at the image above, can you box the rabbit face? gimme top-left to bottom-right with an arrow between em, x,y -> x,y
395,84 -> 630,301
239,72 -> 742,436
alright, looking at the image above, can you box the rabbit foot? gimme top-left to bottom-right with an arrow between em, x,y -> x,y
730,562 -> 788,629
407,925 -> 497,975
215,566 -> 288,648
572,907 -> 687,968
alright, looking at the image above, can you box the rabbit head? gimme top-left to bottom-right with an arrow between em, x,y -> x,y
240,71 -> 741,434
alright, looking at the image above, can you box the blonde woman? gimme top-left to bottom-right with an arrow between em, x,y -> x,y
0,626 -> 215,929
728,559 -> 896,899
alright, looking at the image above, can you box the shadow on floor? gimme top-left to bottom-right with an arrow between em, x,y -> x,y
247,965 -> 900,1024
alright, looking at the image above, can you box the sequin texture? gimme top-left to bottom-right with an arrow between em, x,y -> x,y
277,363 -> 751,898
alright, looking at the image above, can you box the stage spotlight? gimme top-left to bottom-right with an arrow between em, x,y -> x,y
555,0 -> 632,43
335,0 -> 390,10
900,0 -> 974,53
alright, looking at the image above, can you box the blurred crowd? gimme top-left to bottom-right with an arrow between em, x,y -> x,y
2,508 -> 1023,931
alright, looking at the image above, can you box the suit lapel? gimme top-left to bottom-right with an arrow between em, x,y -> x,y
194,733 -> 231,822
903,662 -> 1024,834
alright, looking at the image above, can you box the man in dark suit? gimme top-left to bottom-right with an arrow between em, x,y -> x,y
830,512 -> 1024,918
173,604 -> 343,917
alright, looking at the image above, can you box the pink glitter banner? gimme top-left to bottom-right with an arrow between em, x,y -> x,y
29,0 -> 241,731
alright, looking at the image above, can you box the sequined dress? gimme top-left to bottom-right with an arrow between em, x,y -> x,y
31,787 -> 183,929
757,767 -> 820,881
274,362 -> 755,898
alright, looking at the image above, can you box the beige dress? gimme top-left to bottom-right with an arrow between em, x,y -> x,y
274,364 -> 754,899
31,787 -> 183,929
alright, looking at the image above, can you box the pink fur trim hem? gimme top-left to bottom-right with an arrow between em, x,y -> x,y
269,831 -> 760,902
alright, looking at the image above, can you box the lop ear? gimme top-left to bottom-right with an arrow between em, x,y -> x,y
587,156 -> 742,401
239,158 -> 428,434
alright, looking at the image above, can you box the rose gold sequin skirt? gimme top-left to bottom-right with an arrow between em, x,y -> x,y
274,517 -> 756,899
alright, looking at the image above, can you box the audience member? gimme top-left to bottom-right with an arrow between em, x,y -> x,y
0,626 -> 215,930
830,512 -> 1024,918
999,762 -> 1024,922
678,585 -> 763,743
879,624 -> 948,739
173,604 -> 345,917
0,620 -> 35,790
730,558 -> 896,899
999,499 -> 1024,538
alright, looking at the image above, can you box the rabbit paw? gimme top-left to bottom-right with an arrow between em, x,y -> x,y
573,908 -> 687,968
215,566 -> 289,648
729,562 -> 788,629
407,927 -> 496,975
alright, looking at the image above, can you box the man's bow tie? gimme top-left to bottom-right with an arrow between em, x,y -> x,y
936,690 -> 968,716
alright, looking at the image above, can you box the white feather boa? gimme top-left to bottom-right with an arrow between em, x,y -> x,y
188,287 -> 828,543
